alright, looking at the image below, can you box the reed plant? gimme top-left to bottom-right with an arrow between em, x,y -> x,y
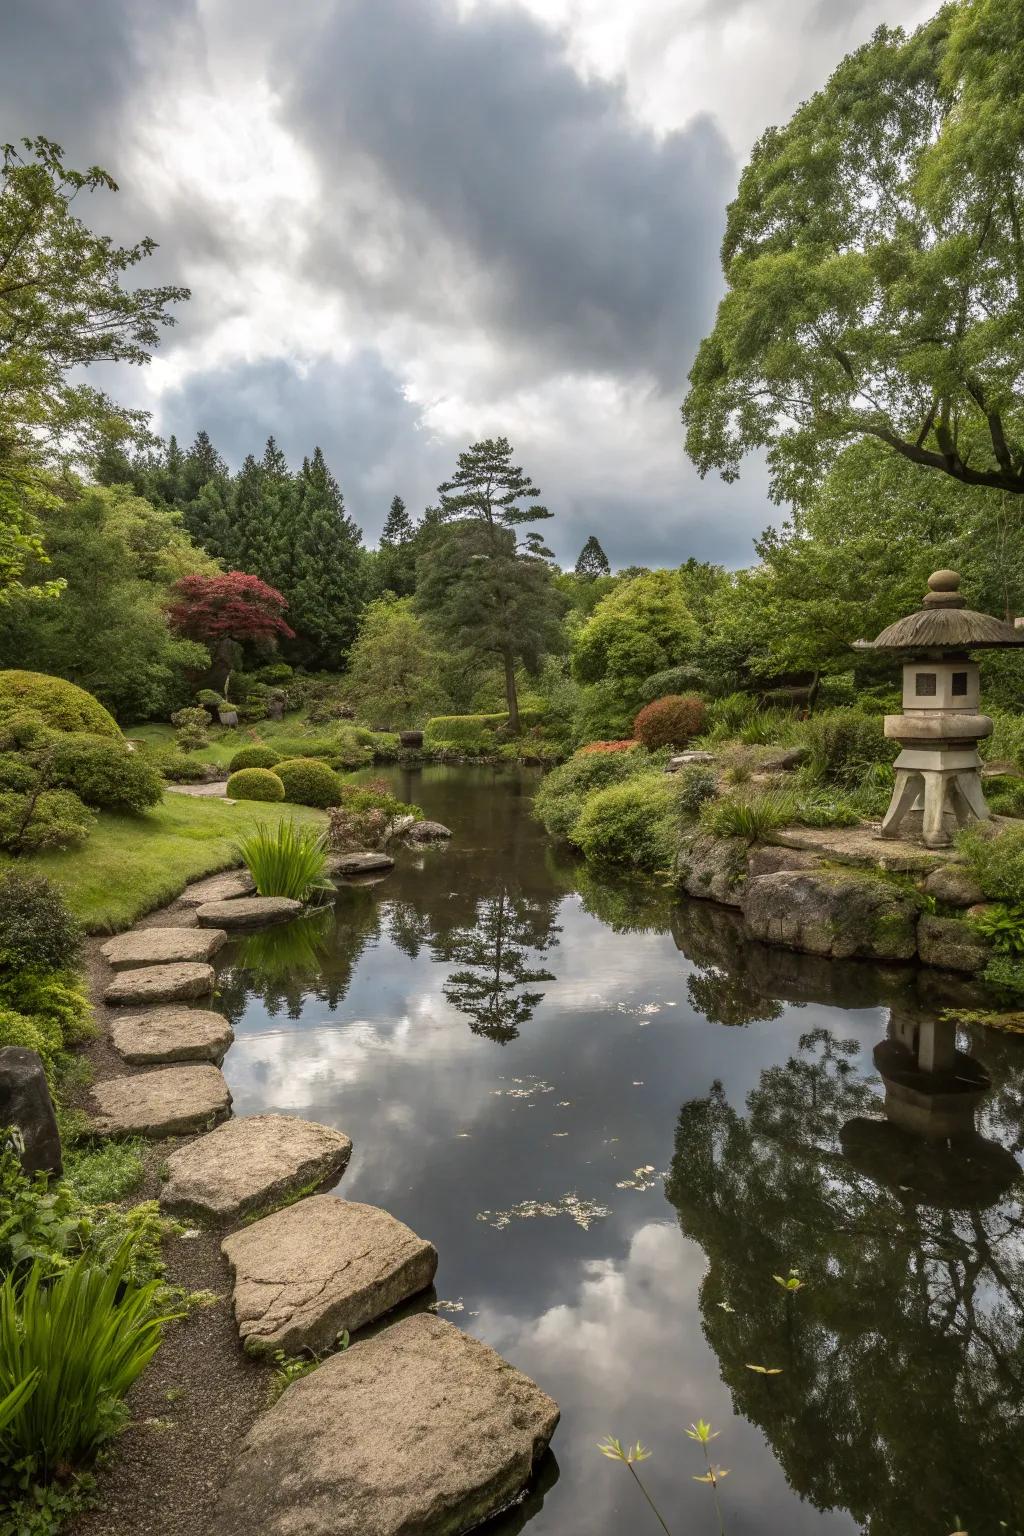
235,818 -> 333,902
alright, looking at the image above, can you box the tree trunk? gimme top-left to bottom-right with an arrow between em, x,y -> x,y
503,650 -> 520,734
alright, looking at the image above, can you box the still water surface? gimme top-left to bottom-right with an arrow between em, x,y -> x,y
217,766 -> 1024,1536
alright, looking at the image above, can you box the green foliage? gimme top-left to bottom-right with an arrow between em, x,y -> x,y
981,956 -> 1024,995
0,968 -> 93,1051
0,1244 -> 176,1486
0,1008 -> 62,1073
0,788 -> 95,854
170,707 -> 209,752
802,711 -> 895,787
572,571 -> 698,722
675,766 -> 718,819
235,818 -> 331,901
0,673 -> 119,740
683,4 -> 1024,507
574,535 -> 611,580
0,872 -> 81,972
141,746 -> 215,784
789,790 -> 861,829
532,746 -> 649,841
61,1141 -> 144,1205
423,713 -> 509,753
700,790 -> 796,842
572,774 -> 681,871
957,824 -> 1024,905
968,902 -> 1024,956
326,780 -> 421,852
633,694 -> 706,750
226,768 -> 286,803
346,596 -> 446,729
228,745 -> 281,772
273,757 -> 342,809
50,734 -> 163,812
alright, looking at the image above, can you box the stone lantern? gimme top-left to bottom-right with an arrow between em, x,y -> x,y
857,570 -> 1024,848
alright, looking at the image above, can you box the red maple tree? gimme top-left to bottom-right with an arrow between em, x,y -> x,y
168,573 -> 294,690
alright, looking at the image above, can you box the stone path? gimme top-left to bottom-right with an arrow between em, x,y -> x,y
216,1314 -> 560,1536
85,822 -> 557,1532
89,1064 -> 231,1138
109,1007 -> 234,1065
159,1113 -> 353,1221
104,962 -> 215,1006
166,781 -> 229,797
221,1195 -> 438,1356
101,927 -> 226,969
195,896 -> 301,928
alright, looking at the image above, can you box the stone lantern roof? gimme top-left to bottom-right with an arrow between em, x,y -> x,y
856,571 -> 1024,652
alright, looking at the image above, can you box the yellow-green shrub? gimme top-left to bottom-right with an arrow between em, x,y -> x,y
226,768 -> 286,802
572,774 -> 681,870
0,672 -> 121,739
274,757 -> 342,808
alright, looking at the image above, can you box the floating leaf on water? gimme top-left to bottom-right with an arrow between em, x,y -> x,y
476,1192 -> 611,1231
746,1364 -> 784,1375
428,1298 -> 465,1314
716,1301 -> 736,1313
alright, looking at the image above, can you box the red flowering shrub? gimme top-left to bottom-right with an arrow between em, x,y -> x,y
633,695 -> 705,750
578,739 -> 639,755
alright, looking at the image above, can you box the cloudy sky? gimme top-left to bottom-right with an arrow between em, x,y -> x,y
1,0 -> 932,566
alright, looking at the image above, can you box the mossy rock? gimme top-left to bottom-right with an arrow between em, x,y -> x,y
741,868 -> 918,960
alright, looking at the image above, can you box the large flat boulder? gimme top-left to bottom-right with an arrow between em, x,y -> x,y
675,832 -> 748,908
917,914 -> 992,973
89,1065 -> 230,1138
159,1113 -> 352,1222
404,820 -> 452,843
216,1314 -> 559,1536
326,851 -> 394,876
194,896 -> 301,929
104,962 -> 215,1006
101,927 -> 226,969
222,1196 -> 437,1356
109,1007 -> 234,1065
742,870 -> 918,960
771,823 -> 947,874
179,869 -> 255,905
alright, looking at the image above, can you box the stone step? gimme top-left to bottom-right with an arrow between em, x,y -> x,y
89,1064 -> 231,1138
221,1196 -> 437,1357
101,927 -> 227,969
159,1113 -> 352,1222
216,1314 -> 559,1536
195,897 -> 302,929
179,869 -> 256,906
104,962 -> 215,1006
326,851 -> 394,876
110,1007 -> 234,1065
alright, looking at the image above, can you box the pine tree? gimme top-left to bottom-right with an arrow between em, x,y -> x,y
285,446 -> 366,665
374,494 -> 417,597
381,495 -> 414,546
180,430 -> 232,559
574,534 -> 611,580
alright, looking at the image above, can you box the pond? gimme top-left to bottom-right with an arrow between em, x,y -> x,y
215,765 -> 1024,1536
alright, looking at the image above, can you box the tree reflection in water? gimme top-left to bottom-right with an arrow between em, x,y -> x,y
438,887 -> 561,1044
665,1021 -> 1024,1533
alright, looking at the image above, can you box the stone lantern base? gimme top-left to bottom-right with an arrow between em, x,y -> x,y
880,745 -> 989,848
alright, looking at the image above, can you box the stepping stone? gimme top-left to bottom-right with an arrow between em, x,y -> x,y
89,1065 -> 231,1138
216,1314 -> 559,1536
104,962 -> 215,1006
159,1113 -> 352,1222
404,820 -> 452,842
326,851 -> 394,875
179,869 -> 256,906
221,1196 -> 437,1356
101,927 -> 227,969
109,1007 -> 234,1065
195,897 -> 301,929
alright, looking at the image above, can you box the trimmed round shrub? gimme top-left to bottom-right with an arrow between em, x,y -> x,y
273,757 -> 343,808
227,768 -> 286,802
0,671 -> 121,739
51,734 -> 163,812
228,745 -> 281,773
0,872 -> 82,972
0,753 -> 38,792
533,745 -> 648,841
633,694 -> 706,751
573,774 -> 680,870
0,789 -> 95,852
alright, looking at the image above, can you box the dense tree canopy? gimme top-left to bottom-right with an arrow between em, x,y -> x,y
572,569 -> 699,727
345,596 -> 446,728
684,0 -> 1024,508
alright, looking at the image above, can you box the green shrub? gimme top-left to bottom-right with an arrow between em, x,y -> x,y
62,1141 -> 145,1205
533,745 -> 649,841
738,709 -> 788,746
0,969 -> 93,1049
0,1245 -> 176,1487
957,824 -> 1024,905
141,746 -> 214,784
0,789 -> 95,853
228,745 -> 281,773
195,689 -> 224,708
984,710 -> 1024,770
50,735 -> 163,812
0,1007 -> 62,1073
327,781 -> 422,851
0,672 -> 121,740
676,765 -> 718,819
423,713 -> 508,752
0,753 -> 38,792
0,873 -> 81,972
790,789 -> 862,828
170,706 -> 210,752
633,694 -> 706,750
802,709 -> 895,786
968,902 -> 1024,955
227,768 -> 286,803
273,757 -> 342,808
700,789 -> 796,842
573,774 -> 681,870
236,819 -> 332,901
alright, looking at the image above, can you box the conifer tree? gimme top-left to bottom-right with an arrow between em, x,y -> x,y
285,446 -> 366,665
374,494 -> 417,596
574,534 -> 611,580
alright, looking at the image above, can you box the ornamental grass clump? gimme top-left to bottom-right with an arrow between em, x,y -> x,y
700,789 -> 796,842
236,818 -> 333,902
0,1244 -> 177,1487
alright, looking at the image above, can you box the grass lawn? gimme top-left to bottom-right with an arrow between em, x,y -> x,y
127,711 -> 346,770
0,793 -> 326,933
